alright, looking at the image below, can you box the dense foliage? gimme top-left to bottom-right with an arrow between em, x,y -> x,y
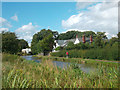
56,31 -> 96,40
31,29 -> 58,55
2,32 -> 19,54
51,42 -> 118,60
18,39 -> 29,52
2,31 -> 28,54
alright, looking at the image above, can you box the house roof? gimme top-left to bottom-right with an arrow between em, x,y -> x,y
56,37 -> 93,47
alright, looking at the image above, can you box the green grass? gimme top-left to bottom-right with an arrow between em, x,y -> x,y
2,53 -> 119,88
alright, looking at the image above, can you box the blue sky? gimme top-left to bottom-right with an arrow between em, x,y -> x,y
0,1 -> 118,45
2,2 -> 78,32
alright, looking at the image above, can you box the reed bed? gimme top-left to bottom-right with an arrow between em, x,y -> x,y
2,54 -> 119,88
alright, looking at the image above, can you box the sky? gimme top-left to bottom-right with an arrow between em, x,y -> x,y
0,0 -> 119,46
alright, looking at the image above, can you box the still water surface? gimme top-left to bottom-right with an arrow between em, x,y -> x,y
22,55 -> 97,73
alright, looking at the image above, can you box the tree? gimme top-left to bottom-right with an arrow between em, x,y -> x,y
2,32 -> 19,54
57,31 -> 78,40
18,39 -> 29,52
94,32 -> 107,48
109,37 -> 118,46
67,41 -> 74,47
37,34 -> 54,55
65,41 -> 75,50
55,46 -> 63,51
56,31 -> 96,40
31,29 -> 56,55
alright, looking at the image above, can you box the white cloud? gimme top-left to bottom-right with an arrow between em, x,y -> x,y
75,0 -> 119,2
0,28 -> 9,32
15,22 -> 40,46
76,2 -> 95,10
62,29 -> 91,33
62,2 -> 118,38
0,17 -> 12,28
11,14 -> 18,21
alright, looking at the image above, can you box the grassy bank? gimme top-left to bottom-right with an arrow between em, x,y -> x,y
34,55 -> 119,67
50,47 -> 118,61
2,53 -> 119,88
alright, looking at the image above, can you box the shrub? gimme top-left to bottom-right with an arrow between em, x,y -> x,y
51,46 -> 118,61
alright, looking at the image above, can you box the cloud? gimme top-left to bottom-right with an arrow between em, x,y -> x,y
15,22 -> 40,46
62,29 -> 91,33
62,2 -> 118,38
11,14 -> 18,21
76,2 -> 96,10
0,28 -> 9,32
75,0 -> 119,2
0,17 -> 12,28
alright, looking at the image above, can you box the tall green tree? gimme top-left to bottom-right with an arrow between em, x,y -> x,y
94,32 -> 107,48
31,29 -> 56,55
37,34 -> 54,55
2,32 -> 19,54
109,37 -> 118,46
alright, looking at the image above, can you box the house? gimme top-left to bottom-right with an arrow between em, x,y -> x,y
52,35 -> 93,52
22,48 -> 31,54
55,35 -> 93,47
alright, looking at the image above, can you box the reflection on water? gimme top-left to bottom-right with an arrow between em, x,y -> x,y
22,55 -> 96,73
53,61 -> 70,69
22,55 -> 41,63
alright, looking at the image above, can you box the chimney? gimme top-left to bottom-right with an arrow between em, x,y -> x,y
82,35 -> 85,43
76,34 -> 78,39
90,35 -> 93,43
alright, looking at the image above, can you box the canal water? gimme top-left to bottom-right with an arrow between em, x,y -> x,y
22,55 -> 97,73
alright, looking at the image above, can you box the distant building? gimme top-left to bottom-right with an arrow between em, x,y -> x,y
22,48 -> 31,54
52,35 -> 93,52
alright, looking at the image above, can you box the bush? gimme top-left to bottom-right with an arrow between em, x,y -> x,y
51,46 -> 118,61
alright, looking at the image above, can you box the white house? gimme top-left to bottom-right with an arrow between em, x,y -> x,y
22,48 -> 31,54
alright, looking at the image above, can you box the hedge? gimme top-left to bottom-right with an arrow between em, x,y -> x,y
50,46 -> 118,61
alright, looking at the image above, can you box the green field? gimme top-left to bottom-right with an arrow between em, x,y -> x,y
2,53 -> 119,88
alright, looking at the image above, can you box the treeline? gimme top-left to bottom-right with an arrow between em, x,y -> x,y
56,31 -> 97,40
1,29 -> 119,59
1,31 -> 29,54
55,32 -> 118,51
31,30 -> 107,55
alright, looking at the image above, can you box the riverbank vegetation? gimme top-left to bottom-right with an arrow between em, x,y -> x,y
2,53 -> 119,88
50,43 -> 118,61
